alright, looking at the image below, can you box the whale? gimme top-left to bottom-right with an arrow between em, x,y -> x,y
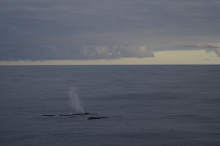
42,112 -> 96,117
88,116 -> 108,120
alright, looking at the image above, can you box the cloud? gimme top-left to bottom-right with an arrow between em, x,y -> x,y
183,44 -> 219,49
206,47 -> 220,57
0,0 -> 220,61
120,46 -> 154,58
0,45 -> 154,61
179,44 -> 220,57
80,46 -> 154,59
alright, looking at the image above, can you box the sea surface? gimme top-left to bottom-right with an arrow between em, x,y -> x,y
0,65 -> 220,146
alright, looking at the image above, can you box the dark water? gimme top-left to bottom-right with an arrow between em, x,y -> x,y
0,65 -> 220,146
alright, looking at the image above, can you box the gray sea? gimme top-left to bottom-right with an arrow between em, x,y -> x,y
0,65 -> 220,146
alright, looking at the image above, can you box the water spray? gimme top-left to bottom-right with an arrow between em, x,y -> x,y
69,86 -> 84,114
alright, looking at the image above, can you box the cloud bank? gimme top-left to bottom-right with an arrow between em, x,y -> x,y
178,44 -> 220,57
0,45 -> 154,61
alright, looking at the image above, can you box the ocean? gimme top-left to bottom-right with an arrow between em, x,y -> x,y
0,65 -> 220,146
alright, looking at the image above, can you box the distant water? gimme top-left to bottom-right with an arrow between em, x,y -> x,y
0,65 -> 220,146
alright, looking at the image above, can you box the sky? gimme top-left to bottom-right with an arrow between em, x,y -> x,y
1,0 -> 220,65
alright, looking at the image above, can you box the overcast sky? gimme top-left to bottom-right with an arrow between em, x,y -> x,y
1,0 -> 220,64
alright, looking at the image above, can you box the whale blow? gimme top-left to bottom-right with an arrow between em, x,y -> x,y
69,86 -> 84,113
